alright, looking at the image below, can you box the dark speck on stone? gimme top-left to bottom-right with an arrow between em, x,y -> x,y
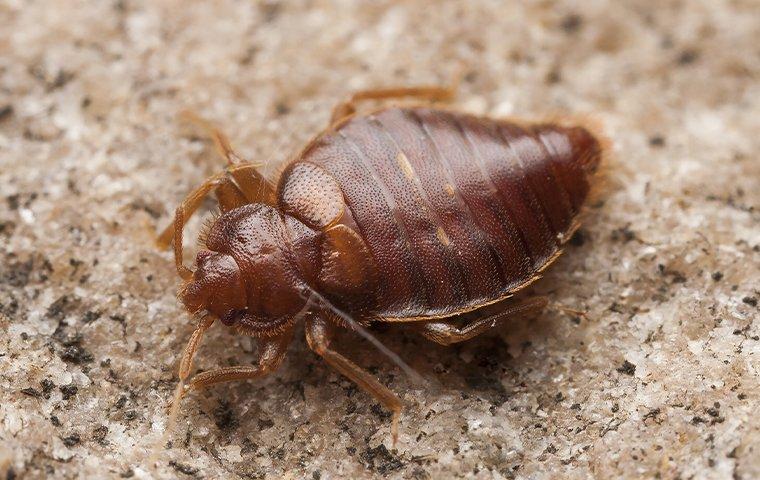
742,296 -> 757,307
62,433 -> 81,447
60,384 -> 78,400
370,402 -> 392,421
169,461 -> 199,476
560,13 -> 582,33
260,1 -> 281,23
46,295 -> 81,321
616,360 -> 636,376
611,226 -> 636,243
93,425 -> 109,444
275,102 -> 290,115
643,408 -> 661,421
2,258 -> 34,288
20,387 -> 41,398
60,344 -> 94,364
214,400 -> 239,431
258,418 -> 274,430
81,310 -> 102,324
649,135 -> 666,147
546,68 -> 562,84
711,271 -> 723,281
268,446 -> 286,460
6,194 -> 20,211
0,104 -> 13,121
677,49 -> 699,65
361,444 -> 404,474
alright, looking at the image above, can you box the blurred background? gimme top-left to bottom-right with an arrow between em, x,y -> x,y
1,1 -> 758,479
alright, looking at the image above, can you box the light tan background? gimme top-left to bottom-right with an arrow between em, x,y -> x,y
1,1 -> 758,478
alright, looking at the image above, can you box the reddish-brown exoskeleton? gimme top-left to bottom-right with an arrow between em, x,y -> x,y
156,84 -> 604,444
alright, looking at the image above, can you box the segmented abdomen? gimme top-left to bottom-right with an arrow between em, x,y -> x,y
295,107 -> 601,319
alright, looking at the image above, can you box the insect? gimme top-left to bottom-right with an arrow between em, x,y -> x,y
155,84 -> 604,444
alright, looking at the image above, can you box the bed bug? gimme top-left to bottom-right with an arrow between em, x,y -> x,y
155,84 -> 604,444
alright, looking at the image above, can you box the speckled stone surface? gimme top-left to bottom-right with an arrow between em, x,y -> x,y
1,1 -> 758,479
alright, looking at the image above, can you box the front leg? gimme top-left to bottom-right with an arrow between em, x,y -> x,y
153,328 -> 293,463
185,330 -> 293,391
156,113 -> 276,272
305,314 -> 403,445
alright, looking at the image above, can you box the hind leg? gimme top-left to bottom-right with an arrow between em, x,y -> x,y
330,80 -> 460,125
417,297 -> 548,346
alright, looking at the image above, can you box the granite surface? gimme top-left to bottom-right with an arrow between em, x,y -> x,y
1,1 -> 758,479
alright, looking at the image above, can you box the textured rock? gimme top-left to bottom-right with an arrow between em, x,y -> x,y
0,1 -> 758,479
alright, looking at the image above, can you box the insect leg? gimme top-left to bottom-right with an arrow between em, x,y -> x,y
305,314 -> 403,445
178,314 -> 216,382
152,313 -> 218,462
156,169 -> 275,281
225,162 -> 276,205
152,328 -> 292,463
184,329 -> 293,390
160,314 -> 215,442
330,81 -> 459,124
416,296 -> 548,346
156,171 -> 227,279
156,164 -> 275,255
180,110 -> 245,166
180,110 -> 276,202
